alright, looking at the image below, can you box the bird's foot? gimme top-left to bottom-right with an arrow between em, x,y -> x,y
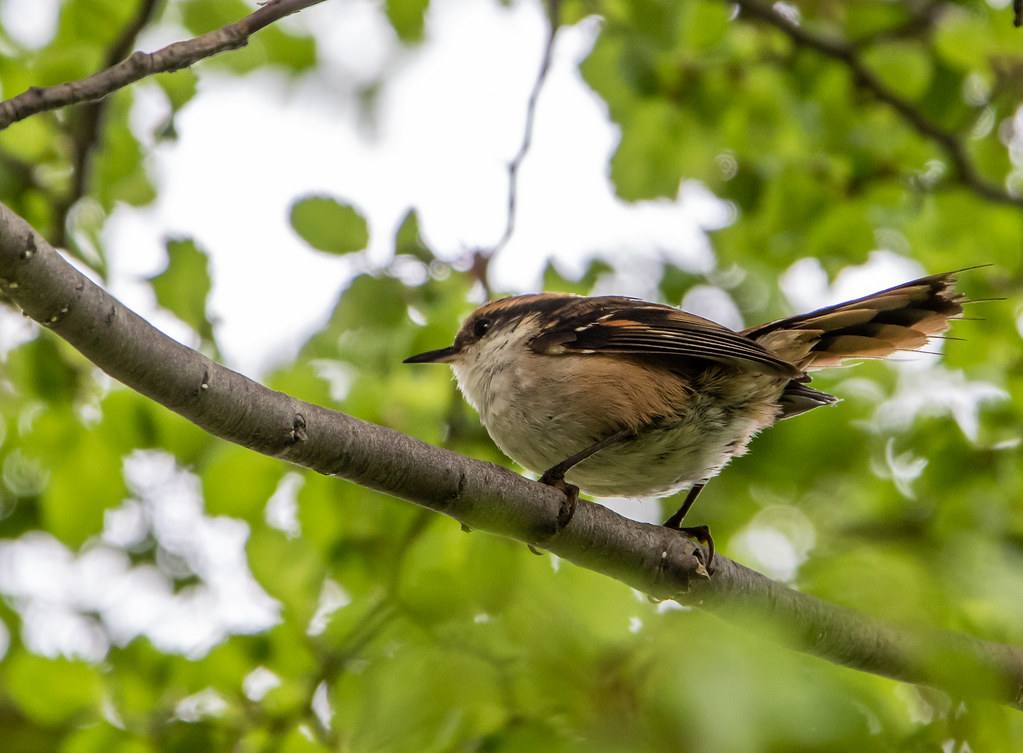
538,467 -> 580,531
664,521 -> 715,574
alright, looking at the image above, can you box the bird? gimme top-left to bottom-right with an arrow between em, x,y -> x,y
404,271 -> 965,567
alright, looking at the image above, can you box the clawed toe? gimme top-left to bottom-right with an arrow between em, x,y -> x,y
681,525 -> 715,573
538,469 -> 579,531
668,523 -> 715,573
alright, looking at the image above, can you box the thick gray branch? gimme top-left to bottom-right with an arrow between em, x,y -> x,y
0,0 -> 328,130
1,201 -> 1022,707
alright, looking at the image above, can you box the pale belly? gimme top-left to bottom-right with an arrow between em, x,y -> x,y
458,355 -> 787,499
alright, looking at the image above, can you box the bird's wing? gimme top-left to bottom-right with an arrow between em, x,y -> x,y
529,297 -> 802,377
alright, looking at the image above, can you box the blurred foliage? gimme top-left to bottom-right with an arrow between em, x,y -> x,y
1,0 -> 1023,752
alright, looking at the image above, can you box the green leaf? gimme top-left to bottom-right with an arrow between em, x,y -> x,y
329,273 -> 408,332
5,652 -> 102,725
933,11 -> 992,71
257,24 -> 318,73
96,388 -> 212,465
149,238 -> 216,345
386,0 -> 430,43
93,91 -> 156,210
155,69 -> 199,114
278,726 -> 328,753
608,99 -> 693,199
10,404 -> 126,545
179,0 -> 253,35
679,0 -> 731,51
248,527 -> 324,621
542,258 -> 612,295
42,430 -> 125,545
179,0 -> 317,74
863,42 -> 933,100
290,196 -> 370,255
3,336 -> 82,404
394,208 -> 433,262
58,725 -> 155,753
202,445 -> 285,522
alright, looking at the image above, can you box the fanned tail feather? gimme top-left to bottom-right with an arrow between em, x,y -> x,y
745,272 -> 965,371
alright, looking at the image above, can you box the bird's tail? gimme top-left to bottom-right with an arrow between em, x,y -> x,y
745,271 -> 966,372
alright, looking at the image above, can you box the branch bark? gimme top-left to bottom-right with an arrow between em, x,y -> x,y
2,200 -> 1022,708
0,0 -> 328,131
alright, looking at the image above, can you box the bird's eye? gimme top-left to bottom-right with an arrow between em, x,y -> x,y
473,317 -> 492,339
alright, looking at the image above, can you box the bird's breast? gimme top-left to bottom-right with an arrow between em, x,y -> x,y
455,353 -> 788,498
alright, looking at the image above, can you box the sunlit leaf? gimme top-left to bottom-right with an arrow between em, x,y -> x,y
290,196 -> 370,256
149,238 -> 216,345
6,653 -> 102,725
863,42 -> 933,100
394,208 -> 433,263
386,0 -> 430,43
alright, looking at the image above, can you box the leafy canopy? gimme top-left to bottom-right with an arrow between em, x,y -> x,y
1,0 -> 1022,751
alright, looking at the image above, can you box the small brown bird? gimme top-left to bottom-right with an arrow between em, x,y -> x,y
405,272 -> 965,565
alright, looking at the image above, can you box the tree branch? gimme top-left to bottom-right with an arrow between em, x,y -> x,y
732,0 -> 1023,207
2,199 -> 1022,707
0,0 -> 328,131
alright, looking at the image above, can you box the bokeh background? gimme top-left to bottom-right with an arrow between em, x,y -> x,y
1,0 -> 1022,750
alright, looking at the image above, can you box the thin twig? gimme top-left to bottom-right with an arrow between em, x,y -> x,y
0,0 -> 328,130
487,0 -> 563,264
733,0 -> 1023,207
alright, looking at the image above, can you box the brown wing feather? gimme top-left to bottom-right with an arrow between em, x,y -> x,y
529,297 -> 802,377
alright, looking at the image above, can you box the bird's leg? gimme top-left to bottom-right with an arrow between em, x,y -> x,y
539,427 -> 633,530
663,482 -> 715,571
663,482 -> 705,528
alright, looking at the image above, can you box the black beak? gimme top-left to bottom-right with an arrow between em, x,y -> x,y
403,345 -> 460,364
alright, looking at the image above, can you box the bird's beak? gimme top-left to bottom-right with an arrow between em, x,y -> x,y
403,345 -> 460,364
